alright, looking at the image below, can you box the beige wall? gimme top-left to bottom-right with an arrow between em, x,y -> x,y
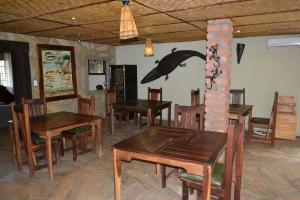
0,31 -> 115,116
115,35 -> 300,136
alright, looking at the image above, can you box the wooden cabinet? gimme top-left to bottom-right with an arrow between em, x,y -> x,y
275,96 -> 297,140
109,65 -> 137,119
109,65 -> 137,103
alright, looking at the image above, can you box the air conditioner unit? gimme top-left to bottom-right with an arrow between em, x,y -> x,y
267,37 -> 300,48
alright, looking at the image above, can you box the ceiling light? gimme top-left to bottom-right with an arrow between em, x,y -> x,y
236,30 -> 241,33
144,36 -> 154,57
72,17 -> 76,20
120,0 -> 138,40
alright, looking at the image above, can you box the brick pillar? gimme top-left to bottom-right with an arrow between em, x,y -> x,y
204,19 -> 233,132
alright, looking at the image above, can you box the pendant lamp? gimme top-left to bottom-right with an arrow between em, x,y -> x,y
120,0 -> 138,40
144,36 -> 154,56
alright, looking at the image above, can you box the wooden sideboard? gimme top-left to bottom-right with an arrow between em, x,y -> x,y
275,96 -> 297,141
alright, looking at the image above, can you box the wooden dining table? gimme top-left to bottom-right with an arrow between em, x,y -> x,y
111,99 -> 172,135
112,126 -> 228,200
30,111 -> 103,180
229,104 -> 253,120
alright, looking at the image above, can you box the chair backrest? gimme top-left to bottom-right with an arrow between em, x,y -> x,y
105,89 -> 117,115
174,104 -> 205,130
77,95 -> 95,115
191,88 -> 200,106
223,117 -> 244,199
229,88 -> 245,105
148,87 -> 162,102
22,97 -> 47,117
11,103 -> 35,173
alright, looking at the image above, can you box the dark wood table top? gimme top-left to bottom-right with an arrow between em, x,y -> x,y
229,104 -> 253,116
113,99 -> 172,112
30,111 -> 102,134
113,126 -> 227,165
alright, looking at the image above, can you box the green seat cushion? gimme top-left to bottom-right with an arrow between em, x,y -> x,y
62,125 -> 91,136
251,117 -> 269,124
31,133 -> 61,145
179,163 -> 224,187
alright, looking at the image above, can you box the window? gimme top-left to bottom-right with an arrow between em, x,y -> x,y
0,59 -> 6,86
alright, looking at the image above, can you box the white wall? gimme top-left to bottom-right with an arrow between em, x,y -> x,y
116,35 -> 300,135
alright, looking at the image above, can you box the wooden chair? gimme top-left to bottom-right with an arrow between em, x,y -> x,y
139,87 -> 162,127
62,95 -> 95,161
105,89 -> 128,125
180,117 -> 245,200
11,103 -> 61,177
161,104 -> 205,188
230,88 -> 245,105
248,92 -> 278,146
21,97 -> 47,117
191,89 -> 200,106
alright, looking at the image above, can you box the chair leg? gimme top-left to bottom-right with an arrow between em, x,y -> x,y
161,164 -> 166,188
182,181 -> 189,200
189,188 -> 194,195
134,112 -> 138,125
160,112 -> 162,125
60,139 -> 64,156
139,113 -> 142,129
56,141 -> 61,166
28,152 -> 35,177
72,137 -> 77,161
196,190 -> 202,200
247,123 -> 252,142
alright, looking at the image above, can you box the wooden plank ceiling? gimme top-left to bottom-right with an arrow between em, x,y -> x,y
0,0 -> 299,45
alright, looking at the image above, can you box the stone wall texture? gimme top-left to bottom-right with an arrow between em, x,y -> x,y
0,31 -> 115,116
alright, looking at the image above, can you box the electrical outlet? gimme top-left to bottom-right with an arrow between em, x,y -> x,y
33,80 -> 38,86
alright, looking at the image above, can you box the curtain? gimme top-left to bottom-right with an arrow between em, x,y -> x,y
4,52 -> 13,94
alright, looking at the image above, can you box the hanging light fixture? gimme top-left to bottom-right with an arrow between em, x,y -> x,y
120,0 -> 138,40
144,35 -> 154,56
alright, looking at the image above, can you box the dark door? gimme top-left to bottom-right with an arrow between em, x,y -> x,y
0,40 -> 31,104
124,65 -> 137,101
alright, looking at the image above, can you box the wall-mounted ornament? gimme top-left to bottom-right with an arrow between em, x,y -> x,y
141,48 -> 206,84
205,44 -> 222,90
236,43 -> 245,64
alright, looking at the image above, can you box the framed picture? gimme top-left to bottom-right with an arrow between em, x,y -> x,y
37,44 -> 78,102
88,59 -> 106,75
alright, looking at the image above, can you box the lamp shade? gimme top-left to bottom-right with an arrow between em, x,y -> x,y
120,5 -> 138,40
144,36 -> 154,56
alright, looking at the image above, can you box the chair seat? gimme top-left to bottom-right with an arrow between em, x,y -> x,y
250,117 -> 270,124
179,163 -> 224,187
62,125 -> 91,136
32,133 -> 61,145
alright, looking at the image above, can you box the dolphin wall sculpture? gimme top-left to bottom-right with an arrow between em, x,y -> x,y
141,48 -> 206,84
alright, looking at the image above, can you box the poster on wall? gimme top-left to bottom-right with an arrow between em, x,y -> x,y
88,59 -> 106,75
37,44 -> 78,102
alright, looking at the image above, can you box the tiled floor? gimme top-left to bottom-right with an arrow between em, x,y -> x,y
0,122 -> 300,200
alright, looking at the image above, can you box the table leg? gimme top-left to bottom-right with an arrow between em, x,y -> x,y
134,112 -> 138,125
98,119 -> 103,158
45,131 -> 53,180
113,148 -> 122,200
91,125 -> 96,153
235,126 -> 244,200
202,166 -> 212,200
111,107 -> 115,135
147,109 -> 152,127
247,109 -> 253,142
168,104 -> 171,126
